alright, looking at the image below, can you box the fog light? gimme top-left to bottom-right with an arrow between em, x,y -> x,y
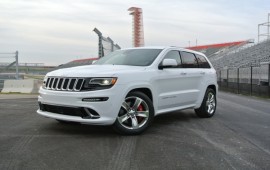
82,97 -> 109,102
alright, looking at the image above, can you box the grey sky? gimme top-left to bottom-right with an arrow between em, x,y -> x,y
0,0 -> 269,66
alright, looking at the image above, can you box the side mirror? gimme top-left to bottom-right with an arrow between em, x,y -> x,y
159,59 -> 178,69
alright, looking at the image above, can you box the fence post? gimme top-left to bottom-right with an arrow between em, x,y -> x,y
237,68 -> 239,94
227,69 -> 229,90
250,66 -> 253,96
220,70 -> 222,85
268,64 -> 270,98
15,51 -> 19,80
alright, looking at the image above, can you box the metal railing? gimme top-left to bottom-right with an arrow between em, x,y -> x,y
217,63 -> 270,98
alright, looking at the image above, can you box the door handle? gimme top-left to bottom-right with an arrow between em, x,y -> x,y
180,72 -> 187,75
200,72 -> 205,75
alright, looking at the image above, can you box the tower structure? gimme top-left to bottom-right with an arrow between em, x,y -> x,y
258,13 -> 270,42
128,7 -> 144,47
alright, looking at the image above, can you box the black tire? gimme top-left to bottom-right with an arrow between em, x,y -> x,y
195,88 -> 216,118
113,91 -> 154,135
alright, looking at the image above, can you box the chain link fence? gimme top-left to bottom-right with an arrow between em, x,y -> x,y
217,63 -> 270,98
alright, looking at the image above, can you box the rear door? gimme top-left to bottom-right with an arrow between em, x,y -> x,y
179,51 -> 203,105
195,53 -> 212,87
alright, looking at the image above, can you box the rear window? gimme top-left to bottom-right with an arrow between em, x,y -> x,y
180,51 -> 198,68
196,54 -> 211,68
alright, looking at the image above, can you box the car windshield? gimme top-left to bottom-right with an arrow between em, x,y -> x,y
94,49 -> 162,66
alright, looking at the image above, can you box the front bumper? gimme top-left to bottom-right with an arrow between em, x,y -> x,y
37,85 -> 124,125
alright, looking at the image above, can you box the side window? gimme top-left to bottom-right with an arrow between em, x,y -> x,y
196,54 -> 211,68
180,51 -> 198,68
163,50 -> 182,67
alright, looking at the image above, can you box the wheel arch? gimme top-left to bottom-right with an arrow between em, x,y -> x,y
195,84 -> 217,109
207,84 -> 217,94
128,87 -> 153,102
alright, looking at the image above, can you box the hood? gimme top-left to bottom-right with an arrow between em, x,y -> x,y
47,65 -> 146,77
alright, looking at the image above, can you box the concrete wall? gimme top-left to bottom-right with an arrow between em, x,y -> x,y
1,79 -> 41,93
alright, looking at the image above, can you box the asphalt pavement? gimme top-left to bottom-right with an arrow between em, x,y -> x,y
0,92 -> 269,170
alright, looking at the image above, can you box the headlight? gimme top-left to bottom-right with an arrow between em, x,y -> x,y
89,78 -> 117,86
82,77 -> 117,91
42,76 -> 48,88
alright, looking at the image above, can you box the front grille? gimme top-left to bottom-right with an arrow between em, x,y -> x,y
44,77 -> 84,91
39,103 -> 100,119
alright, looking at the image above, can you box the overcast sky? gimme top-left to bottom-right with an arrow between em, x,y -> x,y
0,0 -> 269,66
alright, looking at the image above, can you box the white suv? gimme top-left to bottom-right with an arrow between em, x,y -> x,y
37,47 -> 218,135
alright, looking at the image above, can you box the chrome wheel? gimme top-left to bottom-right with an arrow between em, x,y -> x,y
206,92 -> 216,114
117,96 -> 149,130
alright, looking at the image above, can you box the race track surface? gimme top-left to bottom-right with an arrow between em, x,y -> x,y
0,92 -> 269,170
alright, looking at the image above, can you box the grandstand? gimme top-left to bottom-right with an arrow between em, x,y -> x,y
188,39 -> 270,70
209,39 -> 270,69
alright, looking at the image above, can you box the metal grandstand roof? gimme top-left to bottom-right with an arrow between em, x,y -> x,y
187,40 -> 248,51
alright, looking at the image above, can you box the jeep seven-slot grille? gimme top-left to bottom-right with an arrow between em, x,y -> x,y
44,77 -> 84,91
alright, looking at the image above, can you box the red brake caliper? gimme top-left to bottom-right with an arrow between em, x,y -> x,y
137,105 -> 144,123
